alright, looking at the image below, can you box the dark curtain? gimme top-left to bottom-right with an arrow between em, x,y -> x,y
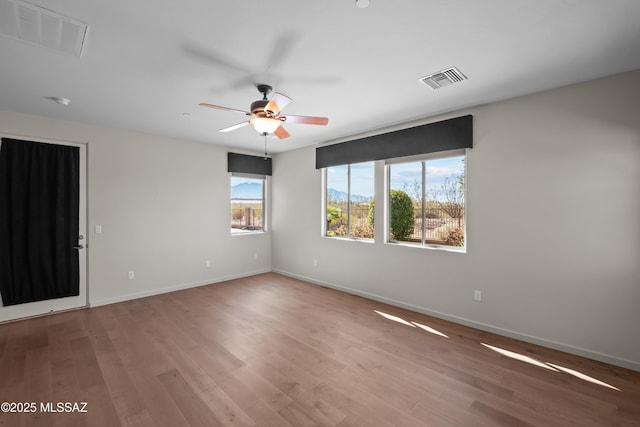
0,138 -> 80,306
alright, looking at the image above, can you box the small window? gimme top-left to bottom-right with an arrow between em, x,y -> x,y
387,152 -> 465,249
325,161 -> 375,239
231,174 -> 265,234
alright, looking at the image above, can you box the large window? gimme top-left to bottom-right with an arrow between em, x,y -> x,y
317,115 -> 471,250
325,161 -> 375,239
231,174 -> 265,234
388,152 -> 465,249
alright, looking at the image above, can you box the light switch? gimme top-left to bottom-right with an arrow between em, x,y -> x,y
95,225 -> 102,234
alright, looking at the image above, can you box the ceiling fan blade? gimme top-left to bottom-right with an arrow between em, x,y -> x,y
265,92 -> 291,116
183,43 -> 248,73
274,125 -> 291,139
199,103 -> 250,115
219,121 -> 250,132
266,32 -> 298,70
283,115 -> 329,126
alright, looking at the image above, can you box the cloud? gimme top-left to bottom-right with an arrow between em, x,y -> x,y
394,168 -> 422,178
425,165 -> 461,177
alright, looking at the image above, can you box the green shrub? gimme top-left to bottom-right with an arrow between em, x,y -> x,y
389,190 -> 414,241
327,205 -> 342,223
364,192 -> 415,240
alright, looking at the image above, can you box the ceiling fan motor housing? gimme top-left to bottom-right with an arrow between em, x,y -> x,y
252,84 -> 274,117
251,99 -> 270,116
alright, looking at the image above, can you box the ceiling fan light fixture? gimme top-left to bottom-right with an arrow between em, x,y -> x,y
251,117 -> 281,134
355,0 -> 370,8
200,84 -> 327,140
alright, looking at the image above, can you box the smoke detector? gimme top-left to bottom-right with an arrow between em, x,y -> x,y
0,0 -> 88,57
418,67 -> 467,90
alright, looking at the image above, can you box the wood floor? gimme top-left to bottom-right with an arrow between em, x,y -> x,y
0,273 -> 638,426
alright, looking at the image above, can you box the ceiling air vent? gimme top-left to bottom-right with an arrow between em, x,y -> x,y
0,0 -> 88,57
418,67 -> 467,90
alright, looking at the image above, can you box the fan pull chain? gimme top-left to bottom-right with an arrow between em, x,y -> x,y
264,133 -> 268,160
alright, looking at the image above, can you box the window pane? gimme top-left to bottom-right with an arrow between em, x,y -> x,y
425,155 -> 465,247
326,165 -> 348,236
349,161 -> 374,239
388,162 -> 421,242
231,175 -> 264,233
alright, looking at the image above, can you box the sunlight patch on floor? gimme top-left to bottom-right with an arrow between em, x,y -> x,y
374,310 -> 622,392
546,363 -> 621,391
411,321 -> 449,338
482,343 -> 622,391
374,310 -> 449,338
481,343 -> 558,371
374,310 -> 415,327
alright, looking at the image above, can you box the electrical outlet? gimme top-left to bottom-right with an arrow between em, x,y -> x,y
205,260 -> 211,267
313,259 -> 318,267
254,252 -> 258,260
128,271 -> 135,280
474,290 -> 482,301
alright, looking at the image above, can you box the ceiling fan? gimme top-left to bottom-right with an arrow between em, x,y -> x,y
199,84 -> 328,139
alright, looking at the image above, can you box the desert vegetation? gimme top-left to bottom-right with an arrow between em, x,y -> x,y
326,173 -> 465,247
231,203 -> 263,231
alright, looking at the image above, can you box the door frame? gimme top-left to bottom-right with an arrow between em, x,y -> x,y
0,133 -> 88,322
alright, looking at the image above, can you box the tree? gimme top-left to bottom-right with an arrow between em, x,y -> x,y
402,179 -> 422,205
439,176 -> 464,219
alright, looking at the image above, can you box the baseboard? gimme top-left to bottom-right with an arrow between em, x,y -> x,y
272,268 -> 640,372
89,268 -> 271,308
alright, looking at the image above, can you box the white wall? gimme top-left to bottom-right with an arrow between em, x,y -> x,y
0,111 -> 271,311
271,70 -> 640,370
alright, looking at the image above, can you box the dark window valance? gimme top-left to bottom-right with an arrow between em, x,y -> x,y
316,115 -> 472,169
228,152 -> 272,176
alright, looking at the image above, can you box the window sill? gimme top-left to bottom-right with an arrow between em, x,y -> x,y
231,230 -> 266,236
323,235 -> 375,244
386,240 -> 466,253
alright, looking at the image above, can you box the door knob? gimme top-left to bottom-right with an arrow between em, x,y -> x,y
73,245 -> 84,250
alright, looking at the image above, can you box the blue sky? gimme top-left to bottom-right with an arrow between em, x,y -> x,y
327,162 -> 375,197
327,156 -> 464,198
390,156 -> 464,197
231,176 -> 263,199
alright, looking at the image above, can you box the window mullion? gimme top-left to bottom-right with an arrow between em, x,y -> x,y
421,161 -> 426,245
347,164 -> 352,238
262,179 -> 266,232
324,168 -> 328,236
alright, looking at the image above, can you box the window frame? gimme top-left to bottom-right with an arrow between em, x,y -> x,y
230,172 -> 267,235
385,149 -> 467,252
323,162 -> 375,241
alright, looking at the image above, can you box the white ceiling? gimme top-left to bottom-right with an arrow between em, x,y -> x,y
1,0 -> 639,154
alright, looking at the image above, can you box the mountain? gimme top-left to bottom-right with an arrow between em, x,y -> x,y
231,182 -> 262,199
327,188 -> 372,203
231,184 -> 371,202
